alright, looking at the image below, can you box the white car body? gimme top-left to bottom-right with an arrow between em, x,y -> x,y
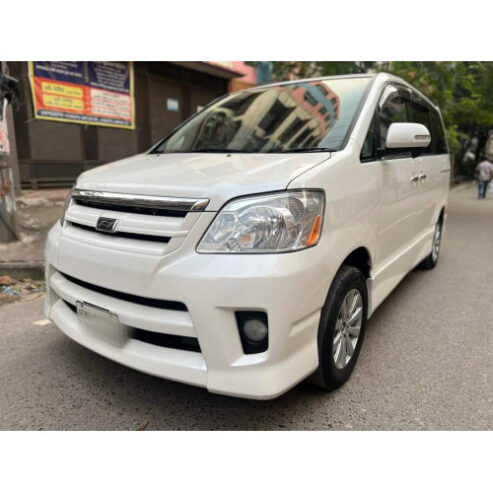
45,73 -> 450,399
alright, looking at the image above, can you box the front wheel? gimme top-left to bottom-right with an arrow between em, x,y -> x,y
420,219 -> 442,270
310,265 -> 368,390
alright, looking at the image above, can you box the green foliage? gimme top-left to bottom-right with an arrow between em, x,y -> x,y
270,61 -> 493,170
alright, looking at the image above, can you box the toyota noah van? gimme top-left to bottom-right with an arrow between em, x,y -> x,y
45,73 -> 450,399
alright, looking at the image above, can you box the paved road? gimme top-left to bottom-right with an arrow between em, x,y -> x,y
1,184 -> 491,430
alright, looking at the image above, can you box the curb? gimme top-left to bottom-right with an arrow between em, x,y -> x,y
0,261 -> 44,280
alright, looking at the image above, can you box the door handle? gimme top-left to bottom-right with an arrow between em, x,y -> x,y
410,175 -> 420,184
418,173 -> 427,182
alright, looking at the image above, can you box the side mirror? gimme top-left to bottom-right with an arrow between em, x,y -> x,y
386,122 -> 431,149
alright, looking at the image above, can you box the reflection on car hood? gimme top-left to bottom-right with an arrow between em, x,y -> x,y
76,152 -> 331,210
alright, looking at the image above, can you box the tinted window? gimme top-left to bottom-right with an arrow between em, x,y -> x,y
378,86 -> 409,149
362,85 -> 448,161
428,109 -> 448,154
152,77 -> 372,153
408,99 -> 432,155
408,100 -> 430,127
409,97 -> 447,155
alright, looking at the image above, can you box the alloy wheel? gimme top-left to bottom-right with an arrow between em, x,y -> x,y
432,222 -> 442,263
333,289 -> 363,369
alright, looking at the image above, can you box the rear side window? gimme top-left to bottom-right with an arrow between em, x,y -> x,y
428,109 -> 448,154
408,100 -> 432,155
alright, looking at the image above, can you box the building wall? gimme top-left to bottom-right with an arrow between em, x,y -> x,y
9,62 -> 230,187
230,62 -> 257,92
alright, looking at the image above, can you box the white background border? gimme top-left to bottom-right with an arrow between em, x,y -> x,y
1,2 -> 491,491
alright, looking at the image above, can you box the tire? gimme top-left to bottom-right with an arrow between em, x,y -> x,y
309,265 -> 368,390
419,219 -> 443,270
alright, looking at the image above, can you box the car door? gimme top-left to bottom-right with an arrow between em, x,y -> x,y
371,85 -> 422,278
407,94 -> 440,234
421,104 -> 450,229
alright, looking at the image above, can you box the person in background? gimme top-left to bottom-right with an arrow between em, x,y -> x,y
475,158 -> 493,199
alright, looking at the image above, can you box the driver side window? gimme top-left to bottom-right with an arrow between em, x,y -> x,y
360,85 -> 411,162
378,85 -> 410,150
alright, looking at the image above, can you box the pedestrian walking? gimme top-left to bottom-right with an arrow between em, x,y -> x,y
475,159 -> 493,199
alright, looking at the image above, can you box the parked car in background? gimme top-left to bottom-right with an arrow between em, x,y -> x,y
45,73 -> 450,399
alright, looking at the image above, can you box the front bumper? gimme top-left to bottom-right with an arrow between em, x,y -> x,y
45,221 -> 333,399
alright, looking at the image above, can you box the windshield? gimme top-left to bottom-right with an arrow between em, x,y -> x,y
152,77 -> 372,154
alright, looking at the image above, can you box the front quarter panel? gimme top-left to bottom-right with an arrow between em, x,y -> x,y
288,141 -> 381,301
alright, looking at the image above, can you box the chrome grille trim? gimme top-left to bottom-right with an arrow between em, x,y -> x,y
72,189 -> 210,213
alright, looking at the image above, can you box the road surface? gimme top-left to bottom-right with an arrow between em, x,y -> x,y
1,184 -> 491,430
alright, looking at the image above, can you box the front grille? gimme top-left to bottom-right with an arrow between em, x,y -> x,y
60,272 -> 188,312
62,300 -> 200,352
72,189 -> 210,218
69,221 -> 171,243
74,198 -> 188,217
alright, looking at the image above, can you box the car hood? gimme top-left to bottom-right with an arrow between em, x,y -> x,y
76,152 -> 331,210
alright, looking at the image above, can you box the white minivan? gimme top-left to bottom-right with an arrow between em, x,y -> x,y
45,73 -> 450,399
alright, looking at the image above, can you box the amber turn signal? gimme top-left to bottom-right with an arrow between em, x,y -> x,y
306,215 -> 322,246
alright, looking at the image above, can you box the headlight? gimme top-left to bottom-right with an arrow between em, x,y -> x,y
60,186 -> 75,226
197,190 -> 324,253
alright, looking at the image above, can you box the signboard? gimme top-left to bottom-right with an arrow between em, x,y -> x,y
29,62 -> 135,129
0,99 -> 9,154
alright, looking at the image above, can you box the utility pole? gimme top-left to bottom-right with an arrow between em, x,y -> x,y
0,61 -> 19,243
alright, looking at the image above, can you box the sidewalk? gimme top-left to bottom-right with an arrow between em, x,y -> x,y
0,188 -> 69,305
0,188 -> 69,262
0,188 -> 69,265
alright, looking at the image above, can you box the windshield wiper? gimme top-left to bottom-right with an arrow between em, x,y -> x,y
191,148 -> 247,153
153,147 -> 335,154
152,148 -> 248,154
279,147 -> 336,153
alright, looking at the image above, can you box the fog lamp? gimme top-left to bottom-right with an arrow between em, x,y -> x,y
243,318 -> 268,342
236,311 -> 269,354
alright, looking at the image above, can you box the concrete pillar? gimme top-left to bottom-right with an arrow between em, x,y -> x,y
0,61 -> 19,243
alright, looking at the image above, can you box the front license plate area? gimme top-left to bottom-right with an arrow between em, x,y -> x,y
76,301 -> 125,347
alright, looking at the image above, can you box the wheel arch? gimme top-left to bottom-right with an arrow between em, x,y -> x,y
437,206 -> 445,225
341,246 -> 372,279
